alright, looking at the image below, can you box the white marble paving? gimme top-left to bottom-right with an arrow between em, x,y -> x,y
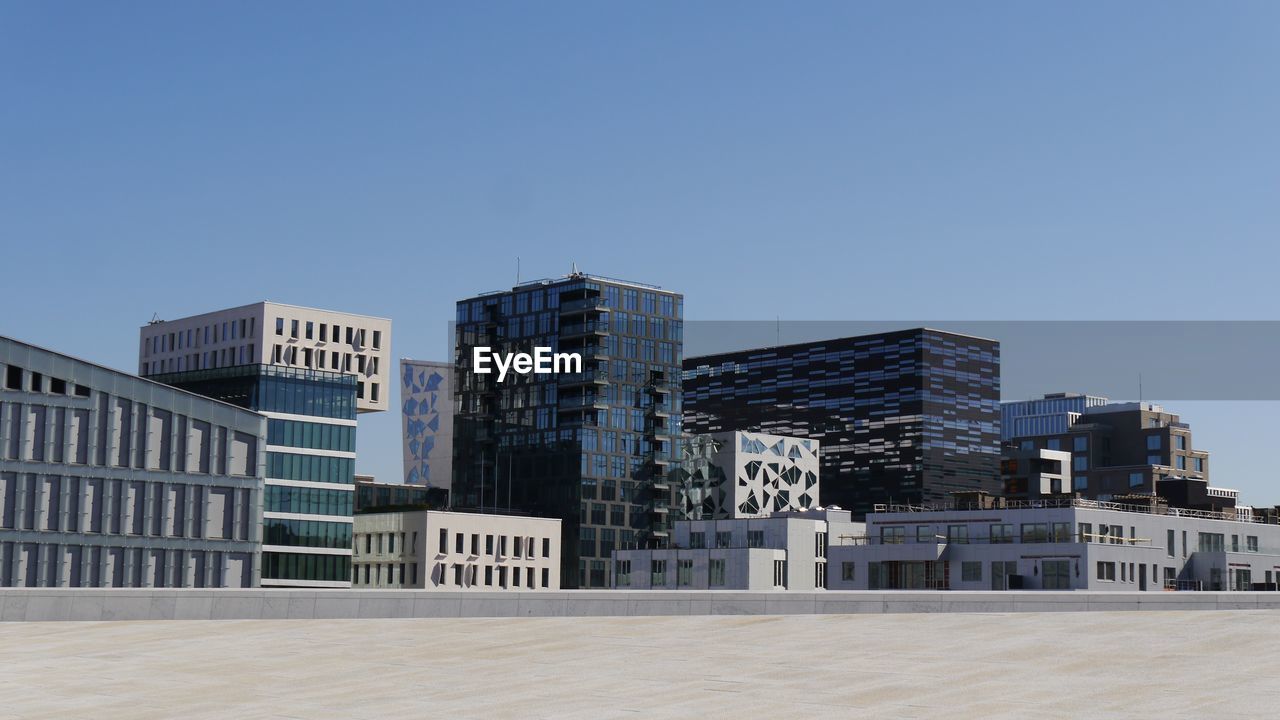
1,611 -> 1277,718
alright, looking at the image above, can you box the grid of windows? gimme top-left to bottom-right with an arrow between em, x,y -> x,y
683,329 -> 1000,513
267,419 -> 356,452
266,452 -> 355,484
262,551 -> 350,583
264,519 -> 353,549
452,276 -> 684,588
265,485 -> 353,516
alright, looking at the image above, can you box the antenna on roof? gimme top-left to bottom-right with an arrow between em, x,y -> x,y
571,261 -> 579,276
517,256 -> 521,285
148,313 -> 163,325
1138,372 -> 1143,405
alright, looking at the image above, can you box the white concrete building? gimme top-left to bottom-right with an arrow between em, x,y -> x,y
139,301 -> 392,413
680,431 -> 820,519
353,510 -> 562,590
830,496 -> 1280,591
612,509 -> 862,591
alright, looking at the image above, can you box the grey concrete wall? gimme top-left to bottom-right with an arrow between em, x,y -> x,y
3,588 -> 1280,622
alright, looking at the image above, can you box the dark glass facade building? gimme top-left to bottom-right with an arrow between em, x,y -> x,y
146,364 -> 358,585
683,329 -> 1001,515
453,273 -> 683,588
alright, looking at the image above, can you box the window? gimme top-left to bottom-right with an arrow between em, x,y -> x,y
1047,438 -> 1062,451
747,530 -> 764,548
1073,436 -> 1087,452
1129,472 -> 1144,488
709,558 -> 726,586
615,560 -> 631,587
650,559 -> 666,586
961,562 -> 982,582
677,559 -> 693,586
1193,457 -> 1204,473
773,559 -> 787,588
1020,523 -> 1048,543
1174,435 -> 1186,450
438,528 -> 447,553
881,526 -> 906,545
1073,475 -> 1088,491
484,566 -> 494,586
946,525 -> 968,544
1147,435 -> 1162,450
1198,533 -> 1224,553
1073,456 -> 1088,472
275,318 -> 284,336
1167,529 -> 1175,558
1231,535 -> 1239,553
715,531 -> 732,549
1097,561 -> 1116,581
1051,522 -> 1071,542
1079,522 -> 1093,543
471,534 -> 479,556
1147,454 -> 1162,466
990,524 -> 1013,544
841,562 -> 855,582
1247,536 -> 1259,553
542,538 -> 551,558
541,568 -> 550,588
688,531 -> 705,549
916,525 -> 933,543
373,330 -> 382,349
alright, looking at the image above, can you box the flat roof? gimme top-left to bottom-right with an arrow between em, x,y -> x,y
141,301 -> 391,329
685,327 -> 999,364
0,334 -> 265,419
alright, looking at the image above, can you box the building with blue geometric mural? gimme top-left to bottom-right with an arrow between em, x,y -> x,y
401,359 -> 453,491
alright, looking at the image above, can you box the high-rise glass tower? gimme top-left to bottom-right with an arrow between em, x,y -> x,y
452,272 -> 683,588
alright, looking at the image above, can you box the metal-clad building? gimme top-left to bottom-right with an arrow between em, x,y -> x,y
684,328 -> 1001,516
0,335 -> 265,587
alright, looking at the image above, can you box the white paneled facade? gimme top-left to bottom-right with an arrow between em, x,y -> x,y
1,335 -> 265,588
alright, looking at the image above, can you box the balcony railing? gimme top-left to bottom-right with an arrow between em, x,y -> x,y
874,497 -> 1274,524
559,297 -> 607,314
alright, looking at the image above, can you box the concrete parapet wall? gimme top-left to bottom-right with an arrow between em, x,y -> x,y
3,589 -> 1280,622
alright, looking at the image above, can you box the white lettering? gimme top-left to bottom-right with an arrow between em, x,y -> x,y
471,347 -> 582,382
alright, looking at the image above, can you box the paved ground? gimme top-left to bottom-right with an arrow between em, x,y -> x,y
1,610 -> 1277,719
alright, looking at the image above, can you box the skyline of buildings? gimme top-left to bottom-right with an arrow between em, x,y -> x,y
3,271 -> 1278,592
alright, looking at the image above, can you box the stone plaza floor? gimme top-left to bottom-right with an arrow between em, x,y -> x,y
1,610 -> 1277,718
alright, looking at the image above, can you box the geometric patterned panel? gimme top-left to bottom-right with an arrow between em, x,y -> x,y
677,431 -> 820,520
401,360 -> 453,489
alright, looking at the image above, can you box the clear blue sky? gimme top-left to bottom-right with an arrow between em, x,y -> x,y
3,3 -> 1278,502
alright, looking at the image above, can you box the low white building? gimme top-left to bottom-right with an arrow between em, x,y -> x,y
612,509 -> 862,591
353,510 -> 561,590
830,497 -> 1280,591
